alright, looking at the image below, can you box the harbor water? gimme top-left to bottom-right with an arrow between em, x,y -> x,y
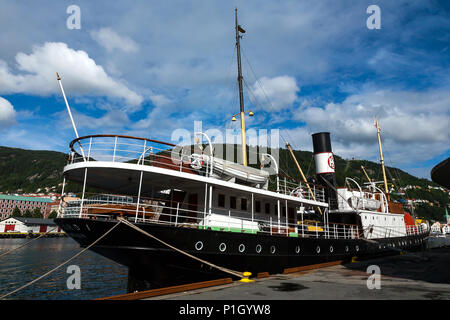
0,236 -> 448,300
0,237 -> 128,300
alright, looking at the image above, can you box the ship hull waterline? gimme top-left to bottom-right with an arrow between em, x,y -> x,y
55,218 -> 428,292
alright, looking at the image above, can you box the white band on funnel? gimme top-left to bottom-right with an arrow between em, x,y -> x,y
314,152 -> 335,174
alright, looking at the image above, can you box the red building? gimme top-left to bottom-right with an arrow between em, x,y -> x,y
0,194 -> 54,219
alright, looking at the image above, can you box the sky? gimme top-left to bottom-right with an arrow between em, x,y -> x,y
0,0 -> 449,180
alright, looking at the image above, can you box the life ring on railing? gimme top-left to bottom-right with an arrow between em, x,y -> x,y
293,188 -> 305,199
190,154 -> 204,170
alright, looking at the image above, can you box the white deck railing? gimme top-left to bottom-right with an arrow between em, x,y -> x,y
59,195 -> 427,240
67,134 -> 326,202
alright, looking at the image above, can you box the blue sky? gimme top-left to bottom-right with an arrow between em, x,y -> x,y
0,0 -> 449,180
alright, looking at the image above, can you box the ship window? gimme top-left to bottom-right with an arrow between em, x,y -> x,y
265,203 -> 270,215
255,201 -> 261,213
282,207 -> 286,217
241,199 -> 248,211
230,196 -> 236,209
218,194 -> 225,208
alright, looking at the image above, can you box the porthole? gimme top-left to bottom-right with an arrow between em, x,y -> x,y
355,245 -> 359,252
316,246 -> 321,254
270,246 -> 276,254
295,246 -> 301,254
256,244 -> 262,253
345,246 -> 349,252
219,242 -> 227,252
238,244 -> 245,253
195,241 -> 203,251
329,245 -> 334,253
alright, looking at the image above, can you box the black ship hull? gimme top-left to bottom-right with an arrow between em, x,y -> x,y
55,218 -> 428,292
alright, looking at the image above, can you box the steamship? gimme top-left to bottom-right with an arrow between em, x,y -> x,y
54,9 -> 428,292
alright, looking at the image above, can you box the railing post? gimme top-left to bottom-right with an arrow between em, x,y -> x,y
270,217 -> 273,235
228,210 -> 231,232
175,203 -> 179,227
134,171 -> 143,223
301,209 -> 304,238
87,137 -> 92,160
113,136 -> 118,162
79,168 -> 88,218
141,140 -> 147,165
316,222 -> 318,238
343,225 -> 346,239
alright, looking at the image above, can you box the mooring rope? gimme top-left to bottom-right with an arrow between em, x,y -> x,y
118,217 -> 244,279
0,220 -> 122,300
0,227 -> 59,259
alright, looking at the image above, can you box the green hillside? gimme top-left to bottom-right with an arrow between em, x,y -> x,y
0,146 -> 84,194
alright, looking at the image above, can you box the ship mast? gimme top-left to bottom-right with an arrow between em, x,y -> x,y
375,119 -> 390,201
235,8 -> 248,166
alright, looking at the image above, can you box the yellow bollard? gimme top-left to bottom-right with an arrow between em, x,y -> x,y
239,271 -> 254,283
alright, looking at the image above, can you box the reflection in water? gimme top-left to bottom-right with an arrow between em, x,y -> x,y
0,238 -> 128,300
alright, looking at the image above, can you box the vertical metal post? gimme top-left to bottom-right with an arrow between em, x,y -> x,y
228,210 -> 231,232
113,136 -> 118,162
344,225 -> 346,239
204,183 -> 208,228
134,171 -> 144,223
209,185 -> 212,215
301,209 -> 304,238
142,140 -> 147,165
251,193 -> 254,223
87,137 -> 92,160
270,217 -> 273,235
277,199 -> 280,234
79,168 -> 88,218
57,177 -> 66,217
235,8 -> 248,167
175,203 -> 180,227
285,200 -> 288,236
316,222 -> 318,238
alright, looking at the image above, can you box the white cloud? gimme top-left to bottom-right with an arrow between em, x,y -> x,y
0,42 -> 143,108
291,88 -> 450,167
0,97 -> 16,129
90,27 -> 139,53
251,76 -> 300,111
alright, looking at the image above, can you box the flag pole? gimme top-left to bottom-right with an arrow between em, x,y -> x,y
56,72 -> 86,160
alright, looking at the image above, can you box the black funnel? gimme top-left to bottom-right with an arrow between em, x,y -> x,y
312,132 -> 337,209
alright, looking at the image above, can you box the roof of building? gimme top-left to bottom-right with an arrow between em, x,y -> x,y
8,217 -> 56,225
0,194 -> 54,203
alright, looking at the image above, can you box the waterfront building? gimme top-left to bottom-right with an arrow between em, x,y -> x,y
0,194 -> 53,219
0,217 -> 61,234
